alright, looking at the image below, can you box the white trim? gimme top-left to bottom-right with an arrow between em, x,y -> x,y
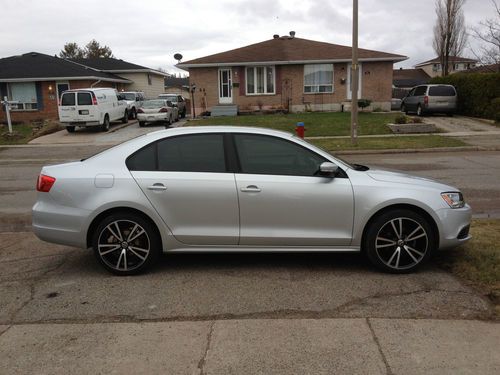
0,76 -> 131,83
101,69 -> 170,76
218,68 -> 232,104
245,66 -> 276,96
177,56 -> 407,69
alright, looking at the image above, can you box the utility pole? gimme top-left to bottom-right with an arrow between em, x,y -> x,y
351,0 -> 359,145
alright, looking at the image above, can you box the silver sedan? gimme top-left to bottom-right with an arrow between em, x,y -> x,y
32,127 -> 471,275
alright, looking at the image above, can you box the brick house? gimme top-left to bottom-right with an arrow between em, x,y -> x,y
0,52 -> 166,123
414,56 -> 477,78
177,34 -> 407,115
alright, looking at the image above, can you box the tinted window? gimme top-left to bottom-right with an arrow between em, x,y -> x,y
414,86 -> 427,96
126,143 -> 156,171
77,93 -> 92,105
157,134 -> 226,172
429,86 -> 456,96
61,92 -> 75,106
234,134 -> 326,176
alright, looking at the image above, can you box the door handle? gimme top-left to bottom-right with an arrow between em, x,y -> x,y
240,185 -> 261,193
147,183 -> 167,191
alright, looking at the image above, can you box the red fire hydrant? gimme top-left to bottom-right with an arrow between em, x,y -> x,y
296,122 -> 305,138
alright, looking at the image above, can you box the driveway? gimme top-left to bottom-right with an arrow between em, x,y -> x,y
425,115 -> 497,133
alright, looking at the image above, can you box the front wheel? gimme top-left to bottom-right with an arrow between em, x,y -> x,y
364,209 -> 435,273
92,213 -> 160,275
66,126 -> 75,133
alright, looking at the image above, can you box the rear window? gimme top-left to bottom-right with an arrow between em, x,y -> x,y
77,92 -> 92,105
61,93 -> 75,106
429,86 -> 456,96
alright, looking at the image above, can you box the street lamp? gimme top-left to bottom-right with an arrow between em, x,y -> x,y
190,83 -> 196,118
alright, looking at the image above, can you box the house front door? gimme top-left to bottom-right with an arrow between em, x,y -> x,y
218,68 -> 232,104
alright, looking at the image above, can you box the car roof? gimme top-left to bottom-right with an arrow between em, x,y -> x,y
145,126 -> 294,139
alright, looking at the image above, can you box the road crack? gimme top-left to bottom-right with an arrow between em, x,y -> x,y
197,321 -> 215,375
367,318 -> 393,375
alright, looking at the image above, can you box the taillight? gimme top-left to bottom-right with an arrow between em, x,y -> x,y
159,107 -> 169,113
37,174 -> 56,192
91,92 -> 98,105
137,108 -> 144,113
424,95 -> 429,106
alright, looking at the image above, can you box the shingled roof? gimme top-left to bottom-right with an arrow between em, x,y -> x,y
71,57 -> 168,76
0,52 -> 130,83
177,36 -> 407,68
415,56 -> 477,67
393,68 -> 431,88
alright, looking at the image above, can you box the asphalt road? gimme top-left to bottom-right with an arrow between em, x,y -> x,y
1,137 -> 499,373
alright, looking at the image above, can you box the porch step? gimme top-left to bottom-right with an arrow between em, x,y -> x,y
211,105 -> 238,117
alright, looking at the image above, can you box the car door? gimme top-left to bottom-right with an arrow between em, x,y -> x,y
404,88 -> 416,111
233,133 -> 354,246
128,133 -> 239,245
413,86 -> 427,110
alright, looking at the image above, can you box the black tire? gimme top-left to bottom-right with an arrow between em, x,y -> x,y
66,126 -> 75,133
101,115 -> 110,132
92,212 -> 161,276
401,104 -> 408,115
446,112 -> 454,117
122,110 -> 128,124
130,108 -> 137,120
181,108 -> 186,118
417,105 -> 424,117
363,209 -> 435,274
139,121 -> 146,127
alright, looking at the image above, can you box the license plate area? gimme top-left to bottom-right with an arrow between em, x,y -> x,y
79,110 -> 89,115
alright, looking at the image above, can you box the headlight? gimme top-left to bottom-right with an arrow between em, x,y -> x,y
441,192 -> 465,208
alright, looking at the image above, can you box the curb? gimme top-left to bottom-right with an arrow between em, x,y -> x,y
331,146 -> 500,155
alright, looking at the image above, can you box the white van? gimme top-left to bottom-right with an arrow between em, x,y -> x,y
58,88 -> 129,132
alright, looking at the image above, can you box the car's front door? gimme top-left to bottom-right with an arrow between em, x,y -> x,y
129,133 -> 239,245
233,133 -> 354,246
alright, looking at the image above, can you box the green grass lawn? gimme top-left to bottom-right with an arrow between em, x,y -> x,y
436,219 -> 500,316
190,112 -> 397,137
309,135 -> 467,151
0,123 -> 34,145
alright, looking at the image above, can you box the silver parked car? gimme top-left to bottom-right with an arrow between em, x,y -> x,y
401,84 -> 457,116
158,94 -> 187,118
137,99 -> 179,127
33,127 -> 471,275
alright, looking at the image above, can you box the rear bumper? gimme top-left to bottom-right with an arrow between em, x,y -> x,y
32,200 -> 89,248
137,113 -> 169,122
61,121 -> 101,127
436,204 -> 472,250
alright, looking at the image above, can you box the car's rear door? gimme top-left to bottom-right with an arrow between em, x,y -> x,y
58,92 -> 77,122
233,133 -> 354,246
129,133 -> 239,245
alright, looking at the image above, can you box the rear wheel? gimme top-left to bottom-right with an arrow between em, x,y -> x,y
66,126 -> 75,133
139,121 -> 146,127
101,115 -> 110,132
92,213 -> 160,275
130,108 -> 137,120
401,104 -> 407,115
364,209 -> 435,273
122,110 -> 128,123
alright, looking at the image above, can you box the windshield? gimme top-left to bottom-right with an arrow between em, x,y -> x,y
122,93 -> 136,101
142,100 -> 166,108
160,95 -> 177,102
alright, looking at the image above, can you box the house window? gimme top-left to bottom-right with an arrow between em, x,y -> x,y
246,66 -> 275,95
8,82 -> 38,110
432,63 -> 440,72
304,64 -> 333,93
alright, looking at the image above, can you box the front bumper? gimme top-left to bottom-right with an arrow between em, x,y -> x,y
137,113 -> 169,123
436,204 -> 472,250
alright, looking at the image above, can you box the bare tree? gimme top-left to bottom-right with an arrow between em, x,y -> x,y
433,0 -> 468,76
470,0 -> 500,70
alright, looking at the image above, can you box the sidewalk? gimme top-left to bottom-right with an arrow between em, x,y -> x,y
1,318 -> 498,374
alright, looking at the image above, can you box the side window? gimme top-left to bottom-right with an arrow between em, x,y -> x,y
157,134 -> 226,172
61,92 -> 75,106
234,134 -> 326,176
414,86 -> 427,96
407,88 -> 415,97
178,96 -> 183,102
126,143 -> 156,171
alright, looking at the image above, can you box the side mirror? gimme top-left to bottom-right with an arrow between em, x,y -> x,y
166,100 -> 173,107
319,162 -> 339,177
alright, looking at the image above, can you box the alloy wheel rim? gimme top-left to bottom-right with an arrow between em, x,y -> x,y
97,220 -> 150,271
375,217 -> 428,270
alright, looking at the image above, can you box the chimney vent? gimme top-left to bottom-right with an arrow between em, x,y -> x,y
289,31 -> 296,38
273,34 -> 279,39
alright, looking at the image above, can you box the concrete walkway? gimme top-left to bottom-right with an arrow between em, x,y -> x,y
0,319 -> 498,374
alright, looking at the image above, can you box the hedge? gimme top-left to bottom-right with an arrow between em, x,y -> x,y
430,73 -> 500,121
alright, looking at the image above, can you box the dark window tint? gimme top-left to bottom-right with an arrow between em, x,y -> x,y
126,143 -> 156,171
429,86 -> 456,96
77,92 -> 92,105
61,93 -> 75,106
157,134 -> 226,172
414,86 -> 427,96
234,134 -> 326,176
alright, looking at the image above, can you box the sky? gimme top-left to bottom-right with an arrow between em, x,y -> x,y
0,0 -> 494,75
